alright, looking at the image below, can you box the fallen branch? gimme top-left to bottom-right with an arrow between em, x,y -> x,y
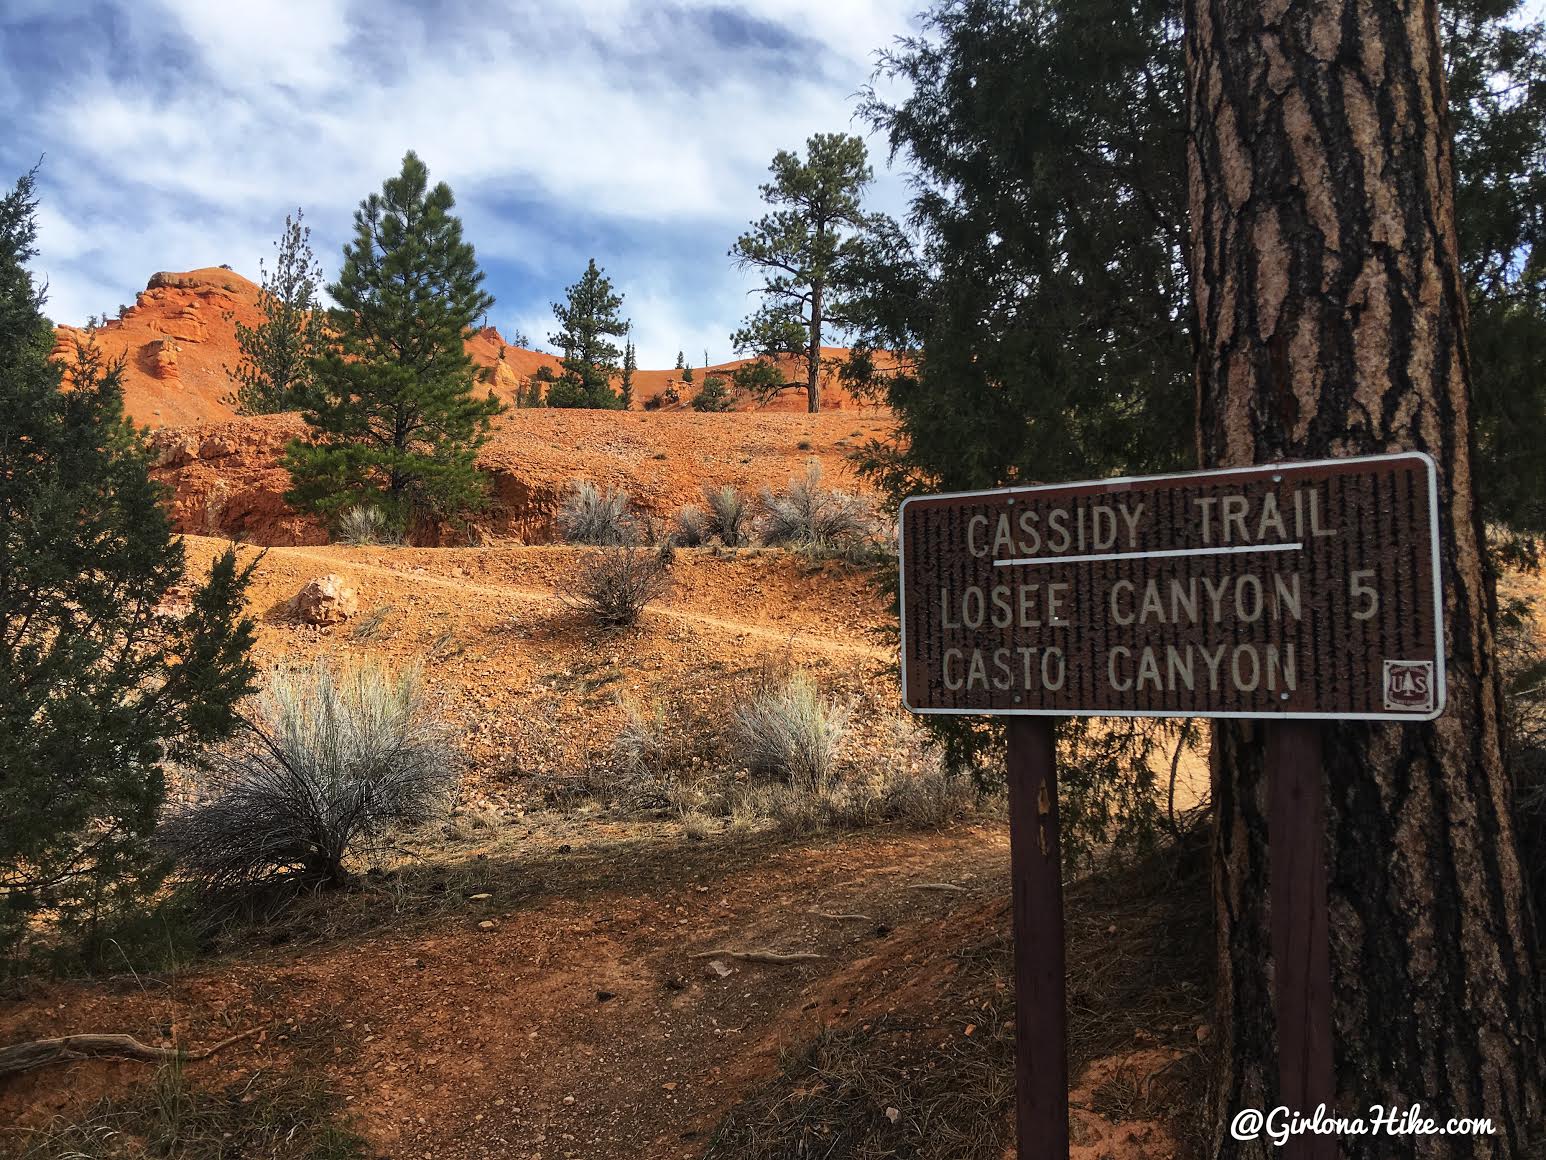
0,1027 -> 263,1080
690,949 -> 824,964
910,882 -> 968,893
807,909 -> 874,922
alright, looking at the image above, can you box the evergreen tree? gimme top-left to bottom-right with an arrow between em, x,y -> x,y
0,169 -> 258,954
548,259 -> 627,409
675,350 -> 684,370
228,209 -> 327,414
691,374 -> 732,412
284,152 -> 501,532
682,361 -> 694,384
620,335 -> 637,409
730,133 -> 890,412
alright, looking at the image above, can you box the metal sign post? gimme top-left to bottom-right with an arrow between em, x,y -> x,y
897,452 -> 1444,1160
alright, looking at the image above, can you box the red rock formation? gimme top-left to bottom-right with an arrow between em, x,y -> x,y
52,268 -> 885,427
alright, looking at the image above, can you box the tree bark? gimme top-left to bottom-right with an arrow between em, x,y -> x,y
1184,2 -> 1543,1156
808,277 -> 824,414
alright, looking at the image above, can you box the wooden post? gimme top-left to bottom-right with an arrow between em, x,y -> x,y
1006,716 -> 1069,1160
1267,720 -> 1336,1160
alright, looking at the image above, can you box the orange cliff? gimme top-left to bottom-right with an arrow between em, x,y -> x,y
51,267 -> 886,428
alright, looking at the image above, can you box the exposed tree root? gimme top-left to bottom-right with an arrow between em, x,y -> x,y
0,1027 -> 263,1079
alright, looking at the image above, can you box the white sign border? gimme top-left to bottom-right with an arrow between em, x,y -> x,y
897,450 -> 1447,722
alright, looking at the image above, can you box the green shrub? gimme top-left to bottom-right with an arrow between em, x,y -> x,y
692,375 -> 733,411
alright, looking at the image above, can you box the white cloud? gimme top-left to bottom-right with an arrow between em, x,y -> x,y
8,0 -> 920,362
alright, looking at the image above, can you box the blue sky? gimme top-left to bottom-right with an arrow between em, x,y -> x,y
0,0 -> 919,368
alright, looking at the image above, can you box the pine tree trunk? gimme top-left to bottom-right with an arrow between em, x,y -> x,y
1184,2 -> 1543,1156
808,279 -> 823,414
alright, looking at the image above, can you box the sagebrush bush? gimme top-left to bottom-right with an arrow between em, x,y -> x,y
705,485 -> 752,547
568,547 -> 671,627
336,503 -> 398,546
159,661 -> 455,894
759,465 -> 876,555
734,673 -> 850,791
558,481 -> 636,545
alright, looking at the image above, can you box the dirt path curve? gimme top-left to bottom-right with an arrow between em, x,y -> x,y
265,544 -> 891,661
2,824 -> 1009,1159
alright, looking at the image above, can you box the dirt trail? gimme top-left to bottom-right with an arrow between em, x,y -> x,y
269,544 -> 889,661
2,825 -> 1011,1159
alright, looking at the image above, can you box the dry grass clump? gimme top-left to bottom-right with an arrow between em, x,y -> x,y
557,481 -> 637,546
565,547 -> 671,627
674,485 -> 751,549
5,1048 -> 366,1159
725,716 -> 974,837
159,660 -> 456,896
733,672 -> 851,792
334,503 -> 400,547
673,504 -> 712,547
704,485 -> 752,547
605,700 -> 710,814
759,465 -> 878,558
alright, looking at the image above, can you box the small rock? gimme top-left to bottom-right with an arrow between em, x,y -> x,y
885,1107 -> 901,1124
563,1095 -> 575,1105
478,920 -> 496,931
404,958 -> 425,970
469,893 -> 492,901
704,959 -> 733,980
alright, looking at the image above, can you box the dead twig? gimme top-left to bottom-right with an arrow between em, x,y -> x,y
0,1026 -> 264,1079
807,909 -> 874,922
910,882 -> 968,893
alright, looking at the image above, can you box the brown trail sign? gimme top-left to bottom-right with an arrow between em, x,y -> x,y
898,452 -> 1444,1159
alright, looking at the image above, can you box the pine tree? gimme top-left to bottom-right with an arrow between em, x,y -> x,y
0,169 -> 258,955
730,133 -> 889,412
547,259 -> 627,409
675,350 -> 684,370
227,209 -> 327,414
284,152 -> 501,533
682,362 -> 694,384
691,374 -> 732,412
620,335 -> 637,410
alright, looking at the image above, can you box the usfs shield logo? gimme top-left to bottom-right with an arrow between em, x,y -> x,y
1383,660 -> 1435,713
